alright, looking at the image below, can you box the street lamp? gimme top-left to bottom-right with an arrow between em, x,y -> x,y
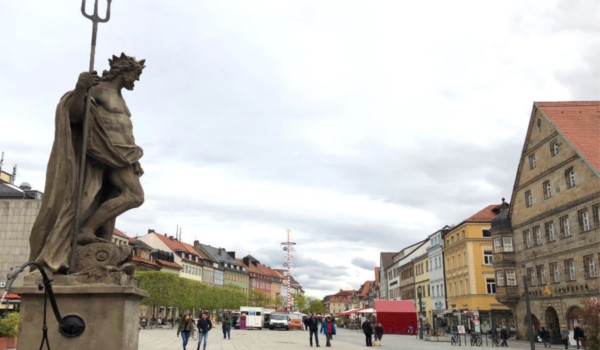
417,285 -> 423,340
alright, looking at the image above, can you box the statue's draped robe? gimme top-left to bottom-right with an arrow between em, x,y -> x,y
29,91 -> 143,273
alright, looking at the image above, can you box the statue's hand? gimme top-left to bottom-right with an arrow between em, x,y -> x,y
76,71 -> 101,89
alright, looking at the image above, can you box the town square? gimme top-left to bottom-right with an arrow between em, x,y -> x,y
0,0 -> 598,349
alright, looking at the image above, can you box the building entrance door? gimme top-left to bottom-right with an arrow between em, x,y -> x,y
544,307 -> 560,339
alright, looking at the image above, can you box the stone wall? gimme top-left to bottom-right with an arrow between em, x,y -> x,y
0,199 -> 42,288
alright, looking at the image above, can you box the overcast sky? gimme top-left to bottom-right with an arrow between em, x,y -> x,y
1,0 -> 598,298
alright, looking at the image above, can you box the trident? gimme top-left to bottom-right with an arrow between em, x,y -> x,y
69,0 -> 113,273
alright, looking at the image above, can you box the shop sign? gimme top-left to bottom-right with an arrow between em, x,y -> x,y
473,310 -> 481,333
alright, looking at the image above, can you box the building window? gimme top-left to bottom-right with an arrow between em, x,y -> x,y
529,154 -> 537,169
463,252 -> 467,266
565,260 -> 575,281
524,230 -> 532,248
551,263 -> 560,283
451,236 -> 454,244
506,270 -> 517,286
543,181 -> 552,199
537,266 -> 546,284
457,233 -> 460,241
528,268 -> 536,285
486,279 -> 496,294
484,251 -> 494,265
494,238 -> 502,253
503,237 -> 513,252
584,256 -> 596,278
550,140 -> 559,156
565,168 -> 576,188
545,221 -> 556,242
462,230 -> 465,239
525,190 -> 533,207
578,209 -> 591,232
483,229 -> 491,237
560,216 -> 571,237
533,226 -> 542,246
593,204 -> 600,228
496,271 -> 505,286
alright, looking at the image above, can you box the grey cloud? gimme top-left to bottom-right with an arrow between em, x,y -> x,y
351,258 -> 376,271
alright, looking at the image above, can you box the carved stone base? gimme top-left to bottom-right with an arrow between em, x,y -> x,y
12,277 -> 149,350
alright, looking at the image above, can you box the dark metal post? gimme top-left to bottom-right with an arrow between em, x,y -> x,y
522,264 -> 536,350
418,286 -> 423,340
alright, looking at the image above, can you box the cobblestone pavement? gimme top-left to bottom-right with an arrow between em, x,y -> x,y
138,327 -> 548,350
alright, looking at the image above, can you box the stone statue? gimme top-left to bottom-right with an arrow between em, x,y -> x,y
28,53 -> 146,279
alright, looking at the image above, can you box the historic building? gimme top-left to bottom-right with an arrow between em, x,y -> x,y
400,260 -> 416,301
493,101 -> 600,340
443,204 -> 511,332
195,244 -> 248,293
427,225 -> 451,329
378,252 -> 395,300
0,174 -> 43,288
413,252 -> 431,327
238,255 -> 274,296
386,241 -> 428,301
328,289 -> 355,315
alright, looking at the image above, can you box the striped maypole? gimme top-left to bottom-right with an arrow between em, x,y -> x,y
281,229 -> 296,312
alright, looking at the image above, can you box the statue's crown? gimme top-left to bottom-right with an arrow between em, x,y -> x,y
108,53 -> 146,71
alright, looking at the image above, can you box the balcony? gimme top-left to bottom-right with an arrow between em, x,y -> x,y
493,252 -> 516,264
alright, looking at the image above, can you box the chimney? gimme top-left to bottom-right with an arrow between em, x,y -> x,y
227,251 -> 235,259
169,236 -> 174,241
218,248 -> 223,255
11,164 -> 17,185
148,229 -> 155,234
194,240 -> 200,248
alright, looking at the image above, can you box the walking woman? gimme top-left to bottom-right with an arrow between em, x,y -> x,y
320,315 -> 337,347
223,317 -> 231,340
177,315 -> 195,350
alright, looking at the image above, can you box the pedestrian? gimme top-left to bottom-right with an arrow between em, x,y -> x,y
196,312 -> 213,350
231,314 -> 238,329
375,323 -> 384,341
307,313 -> 320,347
362,317 -> 373,346
500,326 -> 509,347
222,317 -> 231,340
574,324 -> 585,349
408,325 -> 413,335
240,313 -> 247,330
177,315 -> 195,350
541,327 -> 551,348
560,324 -> 570,349
303,315 -> 309,331
320,315 -> 337,347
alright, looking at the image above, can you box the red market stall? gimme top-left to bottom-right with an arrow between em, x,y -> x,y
374,300 -> 417,335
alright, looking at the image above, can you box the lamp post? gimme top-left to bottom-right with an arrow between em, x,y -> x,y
418,285 -> 424,340
522,264 -> 536,350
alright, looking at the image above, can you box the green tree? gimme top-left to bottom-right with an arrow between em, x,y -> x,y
292,292 -> 307,313
308,298 -> 325,314
136,271 -> 180,319
0,312 -> 19,338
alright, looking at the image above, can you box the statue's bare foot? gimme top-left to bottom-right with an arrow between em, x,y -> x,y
77,231 -> 109,245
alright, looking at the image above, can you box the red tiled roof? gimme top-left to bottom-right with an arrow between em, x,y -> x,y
464,204 -> 501,223
152,233 -> 205,260
360,281 -> 372,299
374,268 -> 380,284
113,228 -> 130,239
156,259 -> 182,269
536,101 -> 600,174
132,256 -> 160,268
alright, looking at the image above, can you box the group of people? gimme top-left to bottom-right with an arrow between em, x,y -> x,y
539,324 -> 586,349
361,318 -> 384,347
303,313 -> 338,347
177,313 -> 234,350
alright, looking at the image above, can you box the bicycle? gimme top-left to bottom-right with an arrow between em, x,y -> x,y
488,333 -> 500,347
451,333 -> 461,346
470,333 -> 483,347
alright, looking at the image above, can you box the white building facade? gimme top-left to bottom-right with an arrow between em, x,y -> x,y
386,240 -> 429,300
427,226 -> 451,314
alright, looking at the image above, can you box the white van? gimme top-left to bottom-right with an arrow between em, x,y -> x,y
269,313 -> 289,330
240,307 -> 264,330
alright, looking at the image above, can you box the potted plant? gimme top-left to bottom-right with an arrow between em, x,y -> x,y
0,312 -> 19,350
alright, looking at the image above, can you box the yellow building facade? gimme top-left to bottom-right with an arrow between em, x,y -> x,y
413,253 -> 432,327
443,205 -> 511,332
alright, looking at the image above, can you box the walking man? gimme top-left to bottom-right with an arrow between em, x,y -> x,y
197,313 -> 213,350
574,324 -> 585,349
320,315 -> 337,347
362,317 -> 373,346
308,313 -> 320,347
222,317 -> 231,340
500,326 -> 509,347
541,327 -> 551,348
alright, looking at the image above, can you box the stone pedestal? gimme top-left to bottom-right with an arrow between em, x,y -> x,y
12,275 -> 149,350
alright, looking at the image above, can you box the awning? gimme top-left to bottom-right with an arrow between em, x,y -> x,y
360,308 -> 376,314
339,308 -> 365,316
